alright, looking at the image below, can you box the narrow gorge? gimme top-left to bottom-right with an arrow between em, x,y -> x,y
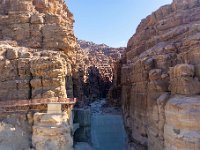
0,0 -> 199,150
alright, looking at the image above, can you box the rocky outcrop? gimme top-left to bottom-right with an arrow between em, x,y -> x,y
0,0 -> 77,101
0,109 -> 74,150
0,0 -> 76,52
0,41 -> 72,100
78,40 -> 124,61
164,95 -> 200,150
77,40 -> 125,101
119,0 -> 200,149
0,0 -> 77,149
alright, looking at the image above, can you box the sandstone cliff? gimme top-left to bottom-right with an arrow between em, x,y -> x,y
0,0 -> 77,101
78,40 -> 124,61
0,0 -> 77,149
77,40 -> 125,101
119,0 -> 200,149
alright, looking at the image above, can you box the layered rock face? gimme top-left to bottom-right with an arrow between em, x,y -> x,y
0,0 -> 75,52
0,110 -> 74,150
0,0 -> 76,100
0,41 -> 71,100
0,0 -> 77,149
120,0 -> 200,149
78,40 -> 124,62
78,40 -> 125,101
0,113 -> 32,150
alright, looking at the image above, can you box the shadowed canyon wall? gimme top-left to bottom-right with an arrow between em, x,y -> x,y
117,0 -> 200,149
76,40 -> 125,102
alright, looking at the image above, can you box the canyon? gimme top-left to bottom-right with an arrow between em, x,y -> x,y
0,0 -> 199,150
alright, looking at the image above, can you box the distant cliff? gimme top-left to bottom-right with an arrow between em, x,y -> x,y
78,40 -> 125,61
76,40 -> 125,101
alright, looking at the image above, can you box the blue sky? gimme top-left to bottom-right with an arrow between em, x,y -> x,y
66,0 -> 173,47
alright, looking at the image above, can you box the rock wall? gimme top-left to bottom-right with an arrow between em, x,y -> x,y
0,0 -> 77,149
0,110 -> 74,150
73,108 -> 91,144
120,0 -> 200,149
0,41 -> 71,100
0,0 -> 75,52
0,113 -> 32,150
32,112 -> 73,150
0,0 -> 76,101
78,40 -> 125,101
107,60 -> 123,106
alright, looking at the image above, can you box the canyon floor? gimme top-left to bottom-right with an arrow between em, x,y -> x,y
90,100 -> 128,150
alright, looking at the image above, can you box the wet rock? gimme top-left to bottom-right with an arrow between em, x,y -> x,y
73,108 -> 91,143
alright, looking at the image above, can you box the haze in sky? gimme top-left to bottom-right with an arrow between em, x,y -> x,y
66,0 -> 173,47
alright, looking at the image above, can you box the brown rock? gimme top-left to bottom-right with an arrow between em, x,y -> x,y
30,13 -> 44,24
32,113 -> 73,150
117,0 -> 200,149
149,69 -> 162,81
164,96 -> 200,150
0,0 -> 78,102
170,64 -> 200,95
6,48 -> 19,60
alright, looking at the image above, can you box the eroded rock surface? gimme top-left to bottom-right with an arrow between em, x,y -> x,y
0,0 -> 76,52
0,41 -> 72,100
77,40 -> 125,101
0,0 -> 77,150
0,113 -> 32,150
0,0 -> 77,101
32,113 -> 73,150
117,0 -> 200,149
